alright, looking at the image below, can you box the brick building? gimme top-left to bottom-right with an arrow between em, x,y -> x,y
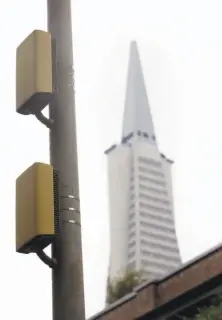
89,243 -> 222,320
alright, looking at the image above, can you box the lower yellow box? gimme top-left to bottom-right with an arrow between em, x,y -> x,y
16,162 -> 57,253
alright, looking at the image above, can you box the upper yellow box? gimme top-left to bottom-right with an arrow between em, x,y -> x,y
16,162 -> 55,253
16,30 -> 53,115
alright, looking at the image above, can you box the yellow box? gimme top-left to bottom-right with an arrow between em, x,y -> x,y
16,163 -> 55,253
16,30 -> 53,115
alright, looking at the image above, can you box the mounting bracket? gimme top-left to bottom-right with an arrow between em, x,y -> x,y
36,249 -> 57,269
35,111 -> 54,129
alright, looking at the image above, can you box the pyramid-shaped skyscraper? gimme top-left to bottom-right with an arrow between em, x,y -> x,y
105,42 -> 181,281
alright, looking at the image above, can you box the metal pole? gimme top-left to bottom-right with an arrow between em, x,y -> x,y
47,1 -> 85,319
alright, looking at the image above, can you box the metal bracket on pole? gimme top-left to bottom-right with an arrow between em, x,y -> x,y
36,249 -> 57,269
63,219 -> 81,227
35,111 -> 54,129
61,207 -> 80,214
60,194 -> 79,201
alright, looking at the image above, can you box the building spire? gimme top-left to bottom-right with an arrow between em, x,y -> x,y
122,41 -> 157,145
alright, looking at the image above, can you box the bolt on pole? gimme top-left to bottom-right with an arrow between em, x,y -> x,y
47,1 -> 85,319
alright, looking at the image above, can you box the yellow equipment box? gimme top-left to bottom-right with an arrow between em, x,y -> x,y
16,162 -> 59,253
16,30 -> 53,115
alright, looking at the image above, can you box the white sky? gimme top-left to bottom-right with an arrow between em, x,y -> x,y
1,0 -> 222,319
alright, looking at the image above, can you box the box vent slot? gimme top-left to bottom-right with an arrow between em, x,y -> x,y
53,169 -> 60,235
51,38 -> 57,93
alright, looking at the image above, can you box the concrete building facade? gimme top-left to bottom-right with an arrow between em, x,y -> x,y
105,41 -> 181,281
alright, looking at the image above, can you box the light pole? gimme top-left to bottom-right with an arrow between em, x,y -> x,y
47,1 -> 85,319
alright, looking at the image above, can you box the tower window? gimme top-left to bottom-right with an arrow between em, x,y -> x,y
138,156 -> 162,168
127,261 -> 136,271
128,251 -> 135,259
122,132 -> 134,143
129,231 -> 136,239
128,241 -> 136,248
128,222 -> 136,230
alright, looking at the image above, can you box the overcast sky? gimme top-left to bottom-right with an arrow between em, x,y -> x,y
1,0 -> 222,319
